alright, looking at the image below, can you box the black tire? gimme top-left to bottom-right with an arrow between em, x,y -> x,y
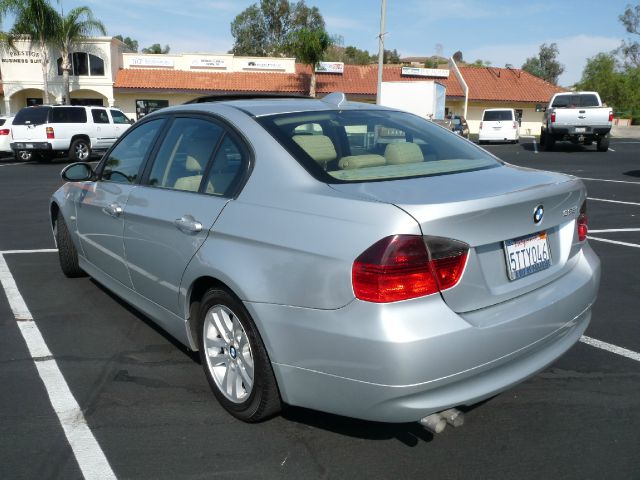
583,140 -> 593,146
55,211 -> 85,277
198,288 -> 281,422
15,150 -> 33,162
543,131 -> 555,151
597,135 -> 609,152
36,152 -> 53,163
69,138 -> 91,162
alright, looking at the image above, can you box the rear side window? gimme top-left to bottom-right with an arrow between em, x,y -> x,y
50,107 -> 87,123
13,107 -> 51,125
91,109 -> 110,124
0,119 -> 5,126
551,94 -> 600,108
482,110 -> 513,121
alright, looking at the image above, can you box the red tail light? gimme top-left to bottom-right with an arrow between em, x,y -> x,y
550,112 -> 556,123
46,127 -> 55,139
578,201 -> 588,241
608,111 -> 613,122
479,121 -> 483,130
0,129 -> 9,135
352,235 -> 468,303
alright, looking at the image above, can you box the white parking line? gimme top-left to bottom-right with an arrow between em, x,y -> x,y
588,197 -> 640,207
608,148 -> 615,152
588,236 -> 640,249
589,228 -> 640,233
580,336 -> 640,362
532,139 -> 538,154
0,162 -> 28,167
580,177 -> 640,185
1,248 -> 58,254
0,254 -> 116,480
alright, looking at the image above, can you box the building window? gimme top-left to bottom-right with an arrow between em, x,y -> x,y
26,97 -> 43,107
135,99 -> 169,120
57,53 -> 105,77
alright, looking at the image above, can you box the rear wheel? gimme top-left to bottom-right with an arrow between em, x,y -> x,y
15,150 -> 33,162
198,288 -> 281,422
55,211 -> 85,277
597,135 -> 609,152
69,138 -> 91,162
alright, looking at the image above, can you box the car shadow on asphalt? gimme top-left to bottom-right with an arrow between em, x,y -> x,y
623,170 -> 640,178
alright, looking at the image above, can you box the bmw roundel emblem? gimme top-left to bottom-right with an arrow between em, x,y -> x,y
533,205 -> 544,224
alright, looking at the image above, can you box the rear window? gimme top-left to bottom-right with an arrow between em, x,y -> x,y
51,107 -> 87,123
258,109 -> 499,183
482,110 -> 513,121
551,94 -> 600,108
13,107 -> 51,125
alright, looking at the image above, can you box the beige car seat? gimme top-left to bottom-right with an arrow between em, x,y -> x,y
384,142 -> 424,165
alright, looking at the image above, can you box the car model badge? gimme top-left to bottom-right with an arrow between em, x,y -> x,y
533,205 -> 544,224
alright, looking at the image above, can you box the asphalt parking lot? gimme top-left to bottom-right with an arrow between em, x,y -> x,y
1,138 -> 639,479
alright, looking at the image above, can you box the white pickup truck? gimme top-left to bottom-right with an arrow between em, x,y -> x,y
540,91 -> 613,152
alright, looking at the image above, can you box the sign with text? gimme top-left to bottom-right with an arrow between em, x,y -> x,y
401,67 -> 449,78
130,56 -> 175,68
242,60 -> 286,71
315,62 -> 345,74
190,58 -> 228,69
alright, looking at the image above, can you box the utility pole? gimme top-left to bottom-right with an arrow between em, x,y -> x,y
375,0 -> 387,105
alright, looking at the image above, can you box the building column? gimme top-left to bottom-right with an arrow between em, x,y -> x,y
108,98 -> 115,107
4,98 -> 11,116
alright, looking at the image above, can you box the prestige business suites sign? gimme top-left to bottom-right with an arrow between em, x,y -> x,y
2,50 -> 42,64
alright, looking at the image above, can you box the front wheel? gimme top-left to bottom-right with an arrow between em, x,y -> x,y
198,288 -> 281,422
69,139 -> 91,162
55,211 -> 85,277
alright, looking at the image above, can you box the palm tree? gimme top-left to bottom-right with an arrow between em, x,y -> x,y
54,6 -> 106,105
0,0 -> 59,104
289,28 -> 331,97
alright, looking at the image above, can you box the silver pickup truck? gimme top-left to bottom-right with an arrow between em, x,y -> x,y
540,91 -> 613,152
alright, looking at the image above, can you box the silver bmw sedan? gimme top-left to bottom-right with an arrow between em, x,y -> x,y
51,93 -> 600,428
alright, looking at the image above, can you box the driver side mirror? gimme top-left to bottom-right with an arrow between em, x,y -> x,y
61,162 -> 94,182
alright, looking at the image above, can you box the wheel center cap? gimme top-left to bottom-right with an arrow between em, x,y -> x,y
229,346 -> 237,359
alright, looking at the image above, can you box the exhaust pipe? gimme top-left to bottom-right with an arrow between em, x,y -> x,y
419,408 -> 465,433
419,413 -> 446,434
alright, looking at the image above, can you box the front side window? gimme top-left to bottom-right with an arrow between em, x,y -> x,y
259,109 -> 499,183
101,119 -> 164,184
110,110 -> 130,124
147,117 -> 223,192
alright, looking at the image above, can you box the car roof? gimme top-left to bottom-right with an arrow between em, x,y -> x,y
159,93 -> 394,118
483,108 -> 514,112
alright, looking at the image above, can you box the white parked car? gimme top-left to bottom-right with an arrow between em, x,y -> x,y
10,105 -> 132,162
478,108 -> 520,144
0,116 -> 14,155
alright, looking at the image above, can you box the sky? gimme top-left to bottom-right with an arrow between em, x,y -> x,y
5,0 -> 635,86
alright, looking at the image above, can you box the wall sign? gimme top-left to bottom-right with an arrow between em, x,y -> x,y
316,62 -> 344,74
1,50 -> 42,64
401,66 -> 449,78
190,58 -> 227,69
242,60 -> 286,70
130,56 -> 175,68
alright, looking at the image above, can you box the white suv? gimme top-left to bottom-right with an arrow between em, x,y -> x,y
478,108 -> 520,144
10,105 -> 132,162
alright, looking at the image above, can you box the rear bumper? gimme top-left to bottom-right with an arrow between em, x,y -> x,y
246,244 -> 600,422
479,129 -> 519,141
11,141 -> 51,151
550,125 -> 611,136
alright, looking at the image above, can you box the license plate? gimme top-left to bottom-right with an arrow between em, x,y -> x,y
25,143 -> 34,148
575,127 -> 586,133
503,231 -> 552,281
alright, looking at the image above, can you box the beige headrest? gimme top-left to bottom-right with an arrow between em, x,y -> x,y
384,142 -> 424,165
292,135 -> 337,166
338,154 -> 386,170
186,155 -> 203,172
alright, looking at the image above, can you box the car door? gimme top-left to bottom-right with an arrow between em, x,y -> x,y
123,115 -> 247,315
91,108 -> 115,149
75,118 -> 166,287
109,109 -> 132,143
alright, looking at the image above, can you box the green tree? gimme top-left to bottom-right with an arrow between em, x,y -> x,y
576,53 -> 626,110
55,6 -> 106,105
343,45 -> 373,64
0,0 -> 60,104
142,43 -> 170,54
521,43 -> 564,85
383,48 -> 400,64
230,0 -> 324,57
452,50 -> 463,63
114,34 -> 138,52
424,57 -> 439,68
619,3 -> 640,67
472,59 -> 492,66
289,27 -> 331,97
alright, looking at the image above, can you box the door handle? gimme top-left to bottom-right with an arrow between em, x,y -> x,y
174,215 -> 203,234
102,203 -> 123,217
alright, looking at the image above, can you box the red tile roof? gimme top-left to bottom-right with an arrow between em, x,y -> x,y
113,64 -> 562,103
457,66 -> 565,102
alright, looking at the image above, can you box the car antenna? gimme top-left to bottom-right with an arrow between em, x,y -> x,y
321,92 -> 346,108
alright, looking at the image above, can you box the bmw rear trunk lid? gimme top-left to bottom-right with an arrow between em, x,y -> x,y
330,164 -> 587,312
